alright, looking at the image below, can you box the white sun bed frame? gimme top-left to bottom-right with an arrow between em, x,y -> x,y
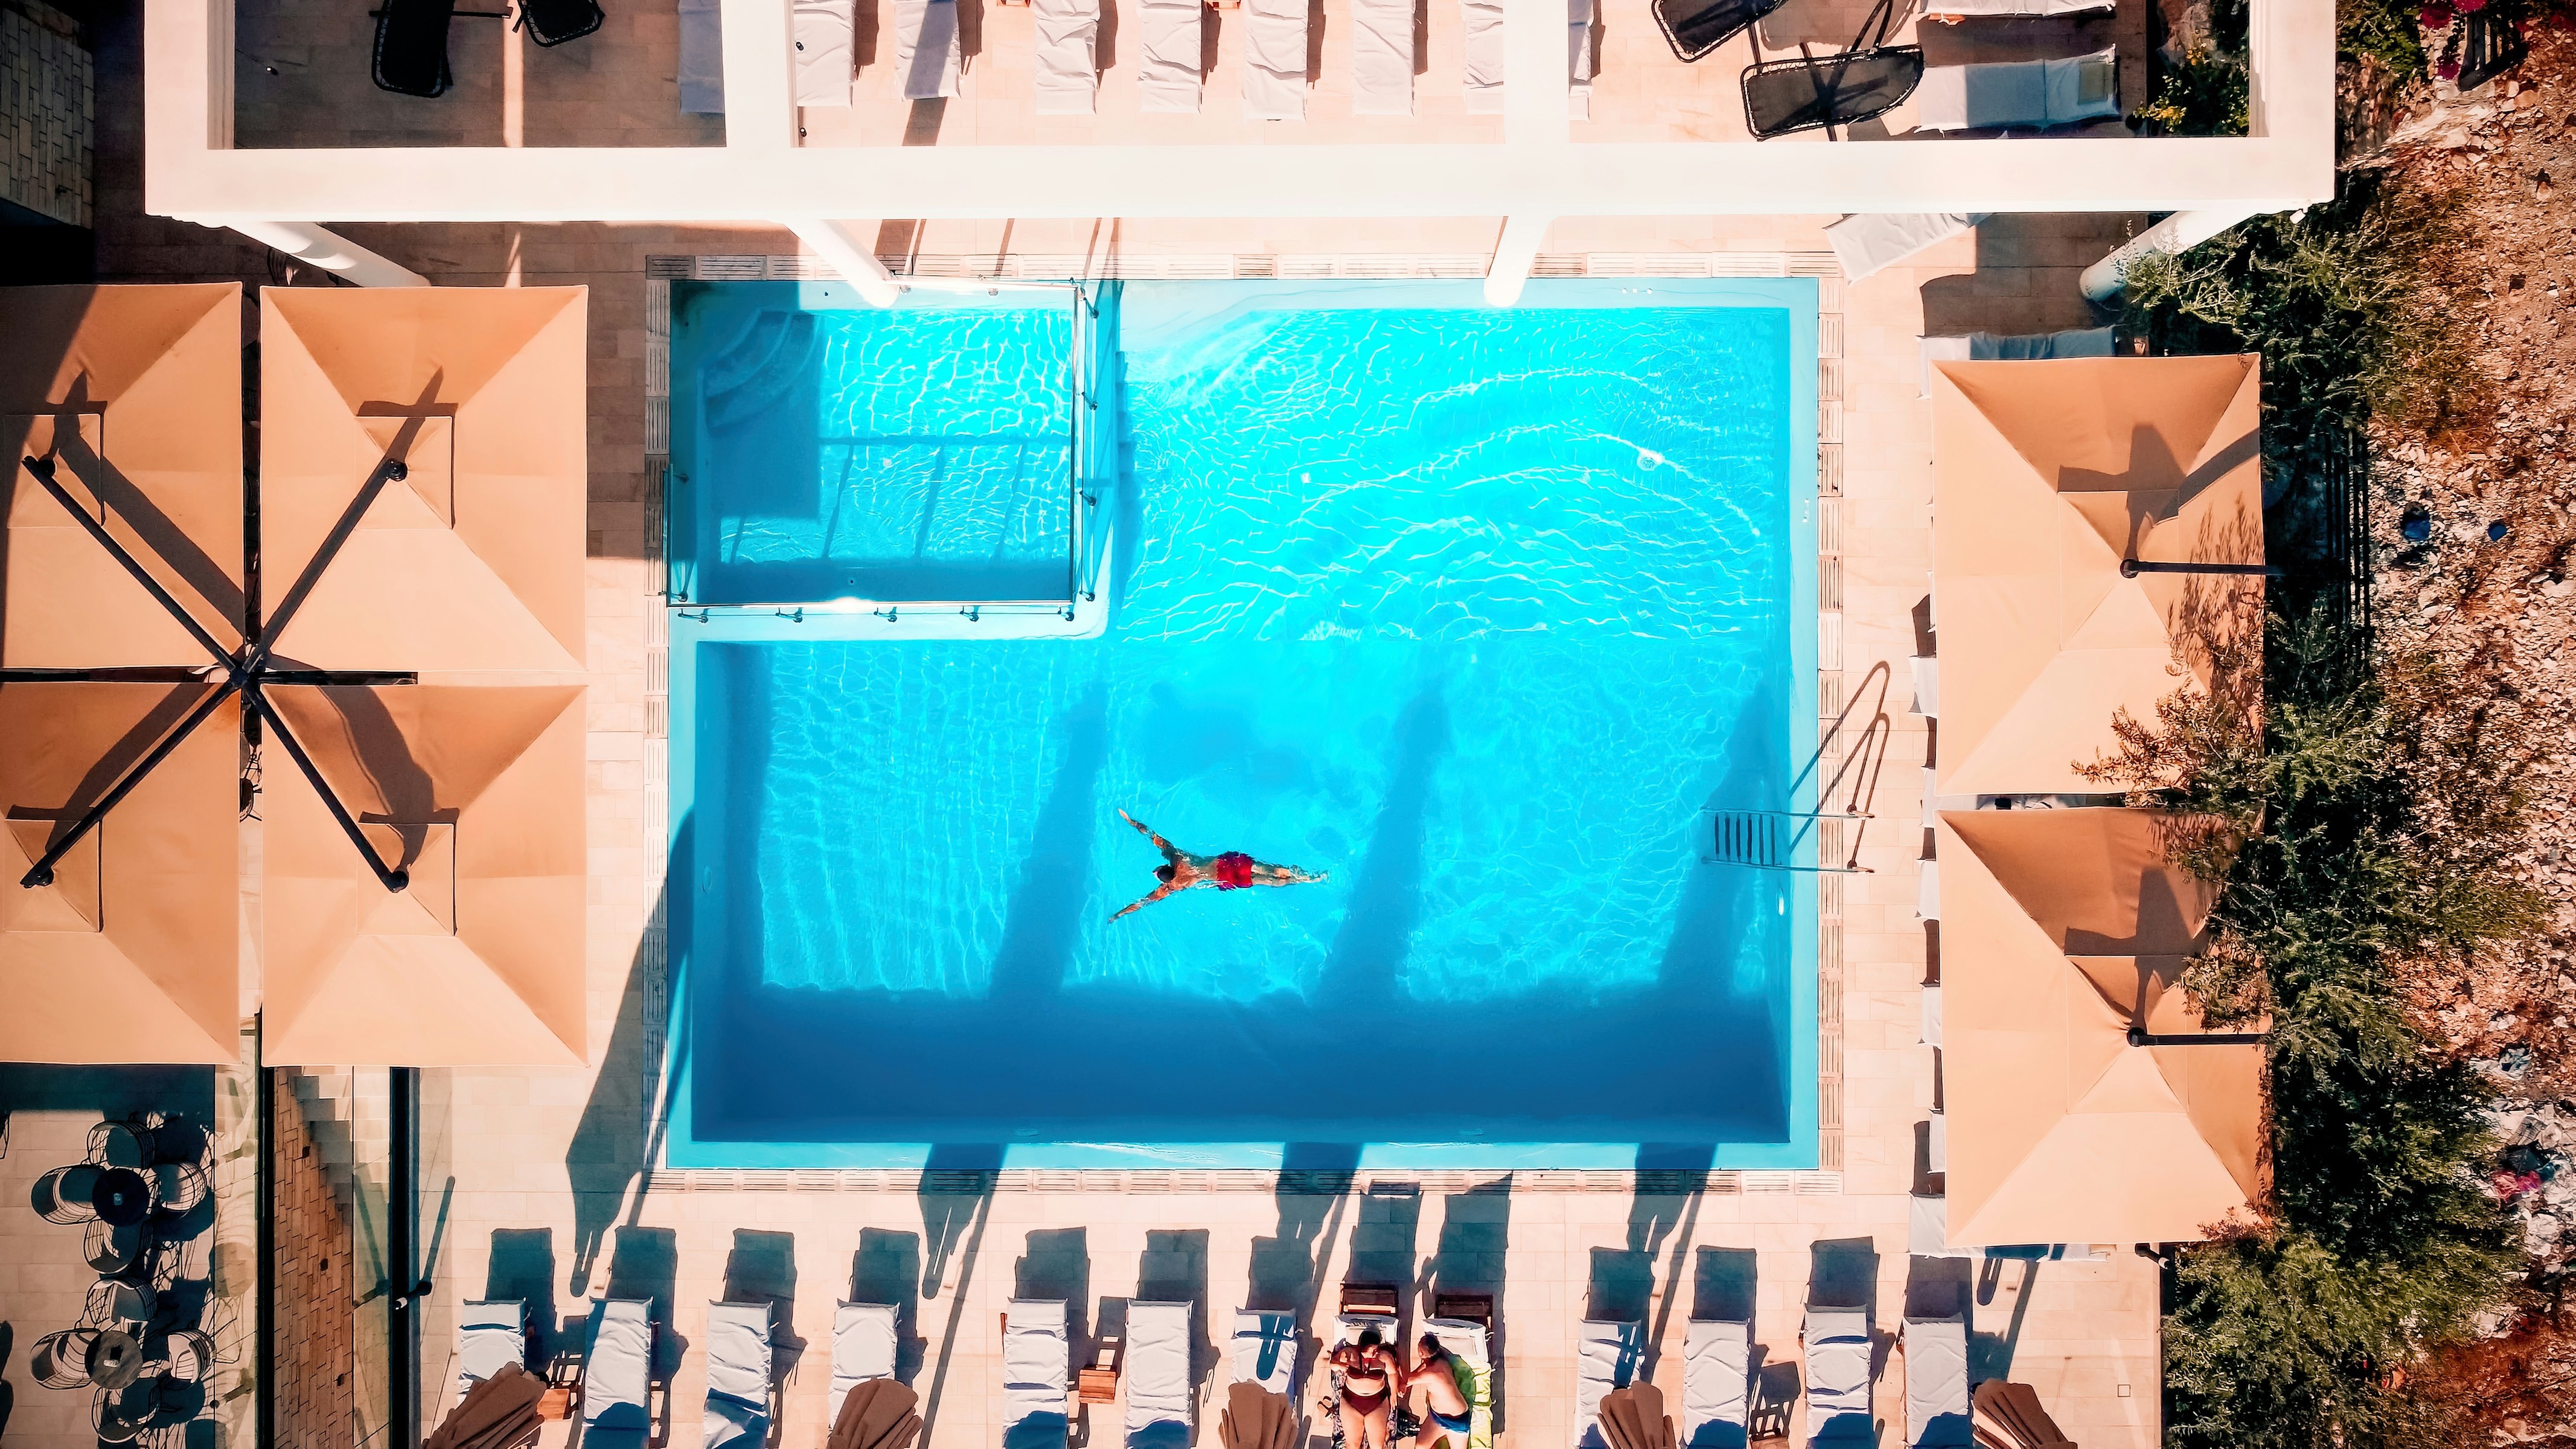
1004,1299 -> 1074,1449
1917,326 -> 2115,395
1683,1316 -> 1751,1449
457,1299 -> 527,1403
1574,1318 -> 1644,1449
705,1300 -> 775,1449
831,1300 -> 901,1425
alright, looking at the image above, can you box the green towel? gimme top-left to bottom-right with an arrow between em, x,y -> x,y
1449,1358 -> 1494,1449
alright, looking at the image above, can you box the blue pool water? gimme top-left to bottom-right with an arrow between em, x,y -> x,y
668,280 -> 1818,1169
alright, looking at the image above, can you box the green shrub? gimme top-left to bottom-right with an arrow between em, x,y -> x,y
2137,43 -> 2251,136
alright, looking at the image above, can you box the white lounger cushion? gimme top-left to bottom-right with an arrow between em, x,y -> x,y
1920,984 -> 1942,1044
1567,0 -> 1594,118
1920,0 -> 2109,16
586,1299 -> 656,1433
705,1300 -> 774,1449
1917,862 -> 1940,923
1350,0 -> 1414,114
1824,212 -> 1989,283
458,1299 -> 525,1398
1128,1301 -> 1195,1447
1004,1299 -> 1072,1447
1422,1316 -> 1488,1367
1918,326 -> 2114,395
1034,0 -> 1101,114
1903,1316 -> 1972,1447
892,0 -> 962,98
1574,1319 -> 1643,1448
1137,0 -> 1206,112
832,1301 -> 900,1423
1233,1310 -> 1298,1394
1803,1307 -> 1873,1442
1914,49 -> 2119,132
1682,1319 -> 1751,1447
1462,0 -> 1503,112
1245,0 -> 1309,119
793,0 -> 856,104
1909,654 -> 1939,717
677,0 -> 725,112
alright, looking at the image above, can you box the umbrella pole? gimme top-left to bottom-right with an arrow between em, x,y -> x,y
2119,559 -> 2279,578
246,685 -> 414,893
248,430 -> 426,665
18,677 -> 241,888
21,456 -> 238,670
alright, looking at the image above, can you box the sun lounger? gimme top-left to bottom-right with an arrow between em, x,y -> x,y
1917,862 -> 1940,921
705,1300 -> 775,1449
1137,0 -> 1206,112
371,0 -> 456,98
457,1299 -> 528,1402
1823,211 -> 1984,283
1034,0 -> 1102,114
583,1299 -> 657,1449
1913,49 -> 2120,132
1350,0 -> 1414,114
1908,654 -> 1939,716
1920,984 -> 1942,1044
1128,1302 -> 1195,1449
1575,1319 -> 1644,1449
795,0 -> 857,103
1244,0 -> 1309,119
1910,1191 -> 1971,1258
1743,0 -> 1921,140
1653,0 -> 1783,62
1903,1311 -> 1971,1448
519,0 -> 604,45
1682,1317 -> 1751,1449
832,1301 -> 900,1425
892,0 -> 964,98
1004,1299 -> 1073,1449
1422,1315 -> 1495,1449
1462,0 -> 1504,113
679,0 -> 725,110
1802,1306 -> 1874,1445
1232,1310 -> 1298,1394
1917,327 -> 2114,395
1920,0 -> 2106,16
1927,1109 -> 1948,1172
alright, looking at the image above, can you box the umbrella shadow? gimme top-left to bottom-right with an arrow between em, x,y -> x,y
1315,675 -> 1452,1007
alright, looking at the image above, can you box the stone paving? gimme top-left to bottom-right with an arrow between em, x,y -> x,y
0,8 -> 2178,1443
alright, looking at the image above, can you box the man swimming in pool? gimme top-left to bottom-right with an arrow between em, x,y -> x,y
1110,808 -> 1328,921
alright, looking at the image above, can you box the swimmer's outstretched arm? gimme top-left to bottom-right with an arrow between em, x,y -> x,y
1119,808 -> 1180,859
1111,883 -> 1179,921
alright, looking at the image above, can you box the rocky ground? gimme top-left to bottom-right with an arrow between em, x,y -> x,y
2357,25 -> 2576,1441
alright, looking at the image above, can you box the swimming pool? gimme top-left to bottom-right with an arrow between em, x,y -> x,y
666,279 -> 1819,1169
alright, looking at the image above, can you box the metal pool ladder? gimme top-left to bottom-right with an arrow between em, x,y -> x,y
1698,808 -> 1873,873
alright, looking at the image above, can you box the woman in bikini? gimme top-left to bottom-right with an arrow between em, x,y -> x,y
1110,808 -> 1328,921
1318,1327 -> 1402,1449
1406,1335 -> 1476,1449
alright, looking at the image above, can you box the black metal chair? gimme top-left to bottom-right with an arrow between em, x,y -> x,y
1652,0 -> 1784,63
1740,0 -> 1922,139
35,1163 -> 103,1224
88,1119 -> 156,1169
85,1217 -> 150,1278
92,1377 -> 162,1447
32,1328 -> 100,1390
374,0 -> 462,97
149,1160 -> 210,1218
518,0 -> 605,46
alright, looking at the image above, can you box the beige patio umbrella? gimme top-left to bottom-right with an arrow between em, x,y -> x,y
261,682 -> 587,1066
1929,354 -> 2264,797
257,287 -> 587,673
1,283 -> 244,668
0,680 -> 241,1064
1937,806 -> 2262,1247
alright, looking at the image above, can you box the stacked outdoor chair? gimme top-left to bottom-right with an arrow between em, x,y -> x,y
372,0 -> 606,98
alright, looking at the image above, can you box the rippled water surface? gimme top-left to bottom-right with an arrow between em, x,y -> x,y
683,283 -> 1814,1160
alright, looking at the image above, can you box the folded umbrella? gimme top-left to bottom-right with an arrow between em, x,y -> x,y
831,1377 -> 926,1449
1596,1383 -> 1677,1449
426,1362 -> 545,1449
1219,1381 -> 1300,1449
1971,1381 -> 2077,1449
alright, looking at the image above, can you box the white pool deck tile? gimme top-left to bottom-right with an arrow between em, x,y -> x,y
3,210 -> 2158,1449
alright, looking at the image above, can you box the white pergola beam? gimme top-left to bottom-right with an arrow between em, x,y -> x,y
143,0 -> 2335,228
